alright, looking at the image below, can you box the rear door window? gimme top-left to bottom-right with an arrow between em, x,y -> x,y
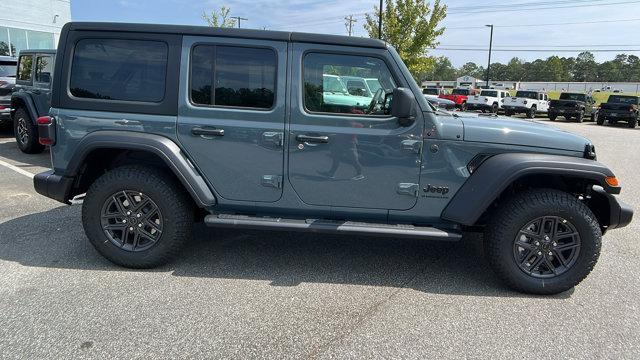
190,45 -> 276,110
35,55 -> 53,84
70,38 -> 168,102
17,55 -> 33,82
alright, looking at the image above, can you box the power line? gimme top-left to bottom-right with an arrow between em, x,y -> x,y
447,0 -> 640,15
231,16 -> 248,29
440,44 -> 640,48
434,48 -> 640,52
446,17 -> 640,30
446,0 -> 609,12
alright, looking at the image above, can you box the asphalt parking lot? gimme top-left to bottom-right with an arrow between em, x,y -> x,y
0,117 -> 638,359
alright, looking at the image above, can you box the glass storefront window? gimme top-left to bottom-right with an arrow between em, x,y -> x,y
0,26 -> 55,57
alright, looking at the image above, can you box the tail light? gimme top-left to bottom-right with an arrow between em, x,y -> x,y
37,116 -> 56,146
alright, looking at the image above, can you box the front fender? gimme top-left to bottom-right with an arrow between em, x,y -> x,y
441,152 -> 619,226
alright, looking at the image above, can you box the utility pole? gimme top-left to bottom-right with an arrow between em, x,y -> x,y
232,16 -> 248,28
378,0 -> 383,39
485,24 -> 494,88
344,15 -> 357,36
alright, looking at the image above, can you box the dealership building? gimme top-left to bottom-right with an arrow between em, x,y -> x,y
1,0 -> 71,57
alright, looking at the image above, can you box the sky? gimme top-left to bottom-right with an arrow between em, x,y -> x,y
71,0 -> 640,67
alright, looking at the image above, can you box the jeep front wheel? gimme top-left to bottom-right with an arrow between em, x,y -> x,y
596,113 -> 605,125
82,165 -> 194,268
13,108 -> 45,154
460,102 -> 467,112
484,189 -> 601,295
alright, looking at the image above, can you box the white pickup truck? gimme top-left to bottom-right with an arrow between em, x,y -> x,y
466,89 -> 510,114
503,90 -> 549,118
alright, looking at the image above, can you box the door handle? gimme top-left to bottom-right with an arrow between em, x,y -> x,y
295,134 -> 329,143
115,119 -> 141,126
192,127 -> 225,137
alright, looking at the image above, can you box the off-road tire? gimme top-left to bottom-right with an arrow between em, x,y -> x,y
526,106 -> 536,119
576,110 -> 584,123
13,108 -> 45,154
460,102 -> 467,112
628,116 -> 638,128
82,165 -> 194,268
491,103 -> 499,114
484,189 -> 602,295
596,113 -> 605,125
548,114 -> 557,121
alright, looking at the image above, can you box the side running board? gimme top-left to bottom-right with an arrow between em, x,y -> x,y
204,214 -> 462,241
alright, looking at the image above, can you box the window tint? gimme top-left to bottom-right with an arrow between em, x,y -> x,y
35,55 -> 53,83
190,45 -> 276,109
303,53 -> 396,116
17,55 -> 33,81
481,90 -> 497,97
70,39 -> 168,102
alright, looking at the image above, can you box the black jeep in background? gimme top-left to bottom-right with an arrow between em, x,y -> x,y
11,49 -> 56,153
0,56 -> 17,129
548,92 -> 595,123
596,94 -> 639,128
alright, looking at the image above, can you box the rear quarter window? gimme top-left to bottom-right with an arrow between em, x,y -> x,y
70,38 -> 168,103
17,55 -> 33,81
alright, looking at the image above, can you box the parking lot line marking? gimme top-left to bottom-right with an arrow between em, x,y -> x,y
0,157 -> 35,179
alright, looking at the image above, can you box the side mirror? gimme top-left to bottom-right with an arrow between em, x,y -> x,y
391,87 -> 416,127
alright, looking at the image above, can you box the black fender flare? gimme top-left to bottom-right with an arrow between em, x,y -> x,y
441,153 -> 619,226
65,131 -> 216,207
11,92 -> 39,125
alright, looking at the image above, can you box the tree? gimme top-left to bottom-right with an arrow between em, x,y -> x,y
457,62 -> 484,79
505,57 -> 524,81
363,0 -> 447,79
574,51 -> 598,82
427,56 -> 456,81
202,6 -> 237,28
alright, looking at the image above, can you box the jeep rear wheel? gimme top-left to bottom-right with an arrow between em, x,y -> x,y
491,103 -> 499,114
526,106 -> 536,119
82,165 -> 194,268
460,102 -> 467,112
13,108 -> 45,154
596,113 -> 605,125
629,116 -> 638,128
576,110 -> 584,123
548,114 -> 557,121
484,189 -> 601,295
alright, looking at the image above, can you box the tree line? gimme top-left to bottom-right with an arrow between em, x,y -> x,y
428,52 -> 640,83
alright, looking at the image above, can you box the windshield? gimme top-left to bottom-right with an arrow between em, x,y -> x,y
608,95 -> 639,104
516,91 -> 539,99
365,78 -> 382,93
345,79 -> 371,97
452,88 -> 470,95
481,90 -> 498,97
559,93 -> 587,101
323,75 -> 348,94
0,62 -> 16,77
423,88 -> 439,95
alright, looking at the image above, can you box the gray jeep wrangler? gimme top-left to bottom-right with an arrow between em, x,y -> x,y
11,49 -> 56,153
34,22 -> 633,295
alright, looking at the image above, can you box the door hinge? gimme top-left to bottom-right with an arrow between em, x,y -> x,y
261,175 -> 283,189
397,183 -> 419,197
401,140 -> 422,154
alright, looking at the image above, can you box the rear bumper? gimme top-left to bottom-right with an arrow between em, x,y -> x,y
467,103 -> 493,111
599,110 -> 635,120
593,186 -> 634,231
503,105 -> 530,113
0,99 -> 11,121
33,170 -> 74,204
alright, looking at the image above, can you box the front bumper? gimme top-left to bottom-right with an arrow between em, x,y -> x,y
0,99 -> 11,122
34,170 -> 74,204
592,186 -> 634,231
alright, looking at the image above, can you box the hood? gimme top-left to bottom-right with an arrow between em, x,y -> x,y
455,112 -> 590,153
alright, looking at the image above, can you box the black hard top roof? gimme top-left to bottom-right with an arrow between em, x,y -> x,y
64,22 -> 388,49
17,49 -> 57,55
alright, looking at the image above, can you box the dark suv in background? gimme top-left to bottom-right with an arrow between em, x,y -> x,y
0,56 -> 17,128
11,49 -> 56,153
548,92 -> 595,123
596,94 -> 639,128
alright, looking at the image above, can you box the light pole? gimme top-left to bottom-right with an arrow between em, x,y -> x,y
232,16 -> 248,28
485,24 -> 494,88
378,0 -> 383,39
